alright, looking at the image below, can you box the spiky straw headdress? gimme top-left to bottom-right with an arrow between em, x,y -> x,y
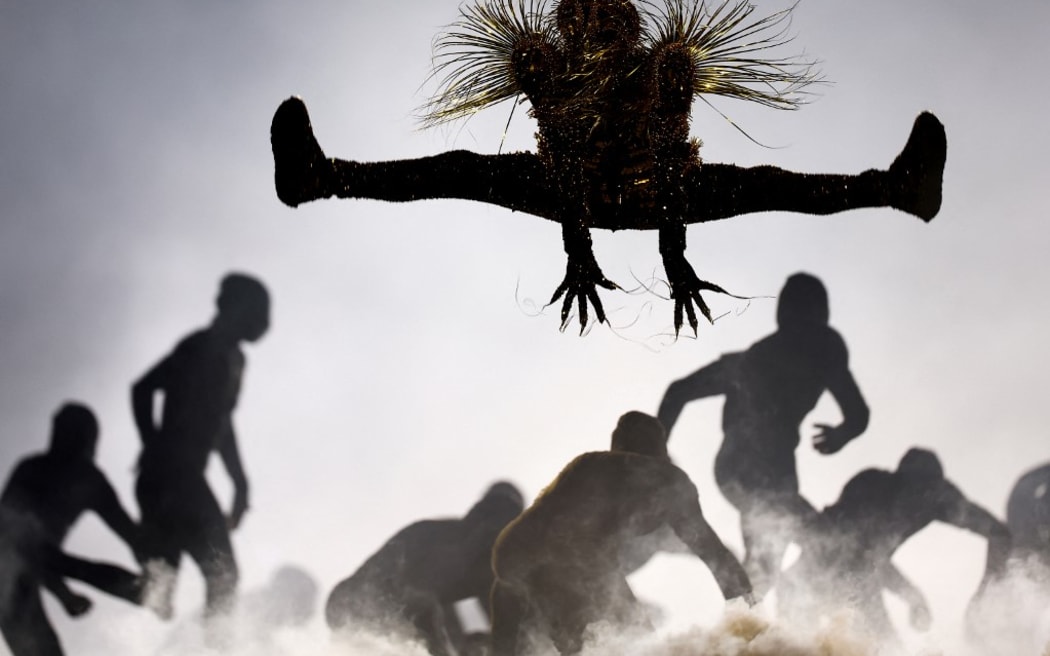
421,0 -> 821,127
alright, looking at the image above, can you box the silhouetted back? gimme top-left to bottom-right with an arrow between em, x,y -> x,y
1,404 -> 110,545
1006,462 -> 1050,562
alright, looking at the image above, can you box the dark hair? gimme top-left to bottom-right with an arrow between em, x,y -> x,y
898,447 -> 944,480
777,272 -> 829,328
49,402 -> 99,460
465,481 -> 525,525
610,411 -> 668,458
217,273 -> 270,315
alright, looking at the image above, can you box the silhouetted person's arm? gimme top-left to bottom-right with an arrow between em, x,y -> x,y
39,566 -> 92,617
879,563 -> 931,631
946,492 -> 1012,592
657,355 -> 736,436
218,425 -> 249,529
813,348 -> 869,454
132,355 -> 175,449
664,470 -> 753,602
86,466 -> 144,560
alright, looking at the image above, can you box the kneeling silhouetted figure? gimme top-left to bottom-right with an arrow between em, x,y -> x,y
326,482 -> 525,656
490,412 -> 752,656
0,403 -> 148,656
779,448 -> 1009,648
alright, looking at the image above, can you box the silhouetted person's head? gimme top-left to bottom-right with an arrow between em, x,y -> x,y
49,402 -> 99,461
256,565 -> 318,627
897,447 -> 944,482
556,0 -> 641,55
465,481 -> 525,527
610,411 -> 668,459
215,273 -> 270,343
776,273 -> 829,329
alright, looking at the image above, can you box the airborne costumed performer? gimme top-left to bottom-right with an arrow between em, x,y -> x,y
270,0 -> 946,334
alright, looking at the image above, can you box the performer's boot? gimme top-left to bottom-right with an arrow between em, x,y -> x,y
888,111 -> 947,222
270,97 -> 333,207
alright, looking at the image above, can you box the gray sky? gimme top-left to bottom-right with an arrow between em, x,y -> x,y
2,0 -> 1049,653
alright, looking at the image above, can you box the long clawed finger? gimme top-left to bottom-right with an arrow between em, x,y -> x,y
577,291 -> 589,333
586,288 -> 606,324
673,288 -> 717,337
692,290 -> 714,324
557,292 -> 574,330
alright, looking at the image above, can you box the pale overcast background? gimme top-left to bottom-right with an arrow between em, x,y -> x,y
1,0 -> 1048,654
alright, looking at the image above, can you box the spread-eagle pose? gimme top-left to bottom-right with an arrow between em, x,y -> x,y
271,0 -> 946,334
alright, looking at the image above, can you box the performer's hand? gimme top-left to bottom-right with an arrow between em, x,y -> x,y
228,490 -> 249,530
812,424 -> 849,454
62,592 -> 93,618
549,247 -> 618,334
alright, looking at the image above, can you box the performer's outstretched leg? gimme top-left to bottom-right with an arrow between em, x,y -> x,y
271,97 -> 550,217
685,113 -> 946,223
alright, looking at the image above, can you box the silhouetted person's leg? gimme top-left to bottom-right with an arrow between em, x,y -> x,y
136,475 -> 184,616
720,469 -> 818,594
181,486 -> 238,619
490,581 -> 532,656
0,574 -> 63,656
403,594 -> 456,656
686,114 -> 944,223
55,553 -> 144,606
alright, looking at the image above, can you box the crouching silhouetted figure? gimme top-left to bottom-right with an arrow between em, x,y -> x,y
0,403 -> 149,656
966,462 -> 1050,653
778,448 -> 1009,650
326,482 -> 525,656
490,412 -> 752,656
1003,462 -> 1050,572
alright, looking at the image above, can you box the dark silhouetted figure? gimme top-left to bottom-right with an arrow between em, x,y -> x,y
270,0 -> 946,334
0,403 -> 148,656
657,273 -> 869,593
156,564 -> 318,655
1005,462 -> 1050,571
966,462 -> 1050,653
778,448 -> 1009,648
489,412 -> 752,656
132,273 -> 270,622
326,482 -> 525,656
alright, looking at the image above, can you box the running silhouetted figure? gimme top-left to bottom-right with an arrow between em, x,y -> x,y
132,273 -> 270,622
778,448 -> 1009,648
0,403 -> 149,656
270,0 -> 947,334
657,272 -> 869,593
489,412 -> 752,656
326,482 -> 525,656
